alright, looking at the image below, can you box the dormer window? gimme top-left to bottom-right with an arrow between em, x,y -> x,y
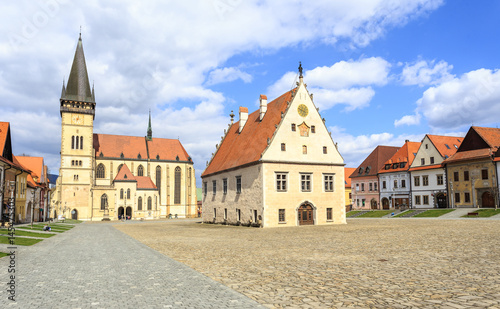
385,164 -> 391,170
392,163 -> 399,169
454,144 -> 458,149
137,153 -> 141,159
359,168 -> 363,174
120,152 -> 124,159
400,162 -> 406,168
156,154 -> 160,160
445,144 -> 450,149
365,167 -> 370,174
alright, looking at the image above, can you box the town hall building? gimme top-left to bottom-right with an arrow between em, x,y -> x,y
201,65 -> 346,227
54,35 -> 197,221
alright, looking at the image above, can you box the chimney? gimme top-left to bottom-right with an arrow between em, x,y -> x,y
239,107 -> 248,133
259,94 -> 267,121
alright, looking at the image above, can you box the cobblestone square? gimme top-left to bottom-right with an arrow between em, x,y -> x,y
116,219 -> 500,308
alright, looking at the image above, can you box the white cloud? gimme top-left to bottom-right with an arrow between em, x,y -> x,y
394,113 -> 421,127
0,0 -> 444,183
401,59 -> 453,86
205,67 -> 252,86
415,68 -> 500,129
330,126 -> 425,168
268,57 -> 389,111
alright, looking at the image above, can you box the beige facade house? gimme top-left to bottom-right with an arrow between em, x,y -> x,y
201,65 -> 346,227
55,35 -> 197,221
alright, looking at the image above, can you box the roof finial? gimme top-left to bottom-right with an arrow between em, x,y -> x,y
298,61 -> 303,78
79,26 -> 82,39
230,110 -> 235,125
147,109 -> 152,141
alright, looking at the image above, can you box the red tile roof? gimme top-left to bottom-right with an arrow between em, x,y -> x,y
443,148 -> 491,164
408,164 -> 442,172
473,126 -> 500,151
135,176 -> 157,190
427,135 -> 462,158
444,127 -> 500,164
0,155 -> 29,173
114,163 -> 136,182
350,145 -> 400,179
0,122 -> 9,154
113,163 -> 157,190
378,141 -> 421,174
202,90 -> 293,177
344,168 -> 356,188
94,134 -> 190,161
14,156 -> 44,180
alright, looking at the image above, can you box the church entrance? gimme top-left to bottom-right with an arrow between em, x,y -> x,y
71,209 -> 78,220
482,191 -> 495,208
382,198 -> 390,209
436,193 -> 447,208
298,203 -> 314,225
118,207 -> 124,219
126,207 -> 133,219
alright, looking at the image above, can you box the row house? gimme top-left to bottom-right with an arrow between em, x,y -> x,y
350,146 -> 399,210
344,167 -> 355,211
379,141 -> 421,209
409,135 -> 462,209
443,126 -> 500,208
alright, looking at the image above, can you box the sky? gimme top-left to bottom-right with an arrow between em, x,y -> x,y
1,0 -> 500,186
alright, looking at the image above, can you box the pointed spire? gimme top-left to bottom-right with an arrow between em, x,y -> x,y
64,33 -> 94,103
61,78 -> 66,99
298,61 -> 304,84
91,81 -> 95,101
147,109 -> 152,141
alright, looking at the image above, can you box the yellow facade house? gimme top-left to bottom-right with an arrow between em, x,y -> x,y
201,65 -> 346,227
55,35 -> 197,221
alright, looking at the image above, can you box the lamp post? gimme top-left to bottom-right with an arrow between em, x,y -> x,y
31,189 -> 35,229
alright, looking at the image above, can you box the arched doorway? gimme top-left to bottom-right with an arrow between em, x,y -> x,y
482,191 -> 495,208
370,199 -> 377,209
71,209 -> 78,220
298,202 -> 314,225
118,207 -> 124,219
126,207 -> 132,219
436,193 -> 447,208
382,198 -> 389,210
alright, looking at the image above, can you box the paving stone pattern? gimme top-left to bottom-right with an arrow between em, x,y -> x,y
117,219 -> 500,309
0,223 -> 264,309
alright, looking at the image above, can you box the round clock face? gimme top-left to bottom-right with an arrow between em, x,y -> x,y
72,114 -> 82,125
297,104 -> 308,117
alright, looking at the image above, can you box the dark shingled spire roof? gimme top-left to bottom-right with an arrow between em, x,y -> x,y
63,34 -> 94,103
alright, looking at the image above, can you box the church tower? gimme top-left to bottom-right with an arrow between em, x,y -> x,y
58,33 -> 95,220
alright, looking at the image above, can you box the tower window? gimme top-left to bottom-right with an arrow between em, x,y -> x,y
80,136 -> 83,149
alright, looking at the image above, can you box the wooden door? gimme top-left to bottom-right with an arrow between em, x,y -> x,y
298,204 -> 314,225
482,191 -> 495,208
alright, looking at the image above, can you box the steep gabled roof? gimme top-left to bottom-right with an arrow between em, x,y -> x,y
0,122 -> 13,161
14,156 -> 44,181
473,126 -> 500,151
427,135 -> 463,158
444,126 -> 500,164
344,167 -> 356,188
202,90 -> 293,177
113,164 -> 136,182
350,145 -> 400,179
136,176 -> 157,190
147,138 -> 190,161
378,141 -> 420,174
113,163 -> 157,190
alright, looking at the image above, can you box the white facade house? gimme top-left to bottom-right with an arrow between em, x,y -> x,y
409,135 -> 462,209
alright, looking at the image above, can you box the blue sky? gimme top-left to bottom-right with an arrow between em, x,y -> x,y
1,1 -> 500,185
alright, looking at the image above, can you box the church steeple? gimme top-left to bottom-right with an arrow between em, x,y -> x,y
147,110 -> 152,141
63,33 -> 94,103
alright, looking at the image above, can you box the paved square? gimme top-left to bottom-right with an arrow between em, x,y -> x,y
116,219 -> 500,308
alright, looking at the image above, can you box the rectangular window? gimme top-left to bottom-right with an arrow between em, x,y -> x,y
482,169 -> 488,180
437,175 -> 444,185
279,209 -> 285,223
394,180 -> 398,189
401,179 -> 406,188
281,143 -> 286,151
430,157 -> 435,164
213,208 -> 216,218
415,195 -> 421,205
374,182 -> 378,191
324,174 -> 334,192
455,192 -> 460,203
421,158 -> 425,165
464,171 -> 469,181
291,124 -> 296,131
362,199 -> 365,207
301,173 -> 312,192
423,175 -> 429,186
212,180 -> 216,194
349,192 -> 352,199
276,172 -> 287,192
203,182 -> 207,195
223,178 -> 228,195
369,183 -> 373,191
464,192 -> 471,203
414,176 -> 420,186
236,176 -> 242,193
361,183 -> 365,191
382,181 -> 386,189
302,145 -> 307,154
311,125 -> 316,133
236,209 -> 241,221
224,208 -> 227,220
323,146 -> 327,154
326,208 -> 332,221
423,195 -> 429,205
356,183 -> 359,191
454,171 -> 459,182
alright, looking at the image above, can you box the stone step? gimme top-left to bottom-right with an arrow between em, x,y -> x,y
400,209 -> 427,218
349,210 -> 371,218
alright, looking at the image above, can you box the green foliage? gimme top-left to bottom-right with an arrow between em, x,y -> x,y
462,209 -> 500,217
0,252 -> 10,258
357,210 -> 392,218
0,236 -> 43,246
414,209 -> 455,217
393,210 -> 416,218
346,211 -> 362,217
0,230 -> 54,238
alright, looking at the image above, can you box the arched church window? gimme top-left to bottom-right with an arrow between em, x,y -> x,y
120,189 -> 124,199
147,196 -> 152,210
75,136 -> 79,149
156,166 -> 161,192
80,136 -> 83,149
174,167 -> 181,204
138,197 -> 142,211
100,194 -> 107,210
127,189 -> 130,199
71,136 -> 75,149
138,165 -> 144,176
96,164 -> 105,178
